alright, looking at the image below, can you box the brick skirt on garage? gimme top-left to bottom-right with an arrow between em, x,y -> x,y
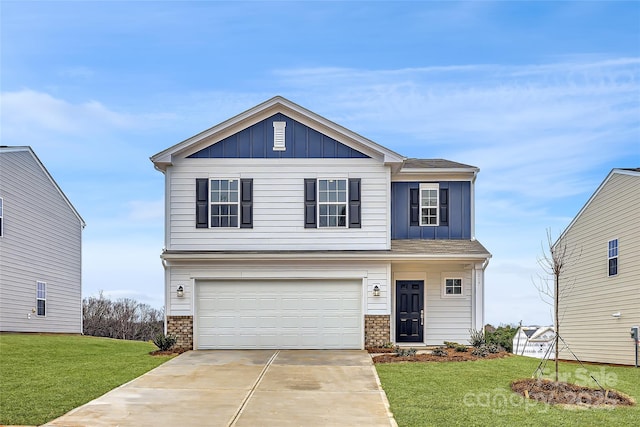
166,315 -> 193,350
167,314 -> 390,350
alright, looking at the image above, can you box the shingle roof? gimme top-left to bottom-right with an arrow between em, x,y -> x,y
162,239 -> 491,260
390,239 -> 490,256
402,158 -> 478,170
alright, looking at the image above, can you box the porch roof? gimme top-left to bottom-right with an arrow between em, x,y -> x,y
161,239 -> 491,262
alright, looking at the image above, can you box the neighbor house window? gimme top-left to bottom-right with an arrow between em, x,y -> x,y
36,281 -> 46,316
210,179 -> 239,228
318,179 -> 347,227
0,197 -> 3,237
608,239 -> 618,276
444,278 -> 462,296
419,183 -> 439,226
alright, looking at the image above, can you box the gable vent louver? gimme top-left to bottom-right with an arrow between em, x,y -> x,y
273,121 -> 286,151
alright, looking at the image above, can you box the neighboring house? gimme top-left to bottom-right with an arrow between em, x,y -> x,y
512,326 -> 555,359
0,146 -> 85,333
151,96 -> 491,350
555,168 -> 640,365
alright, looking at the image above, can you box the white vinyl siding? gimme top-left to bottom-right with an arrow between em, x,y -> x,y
557,172 -> 640,365
166,260 -> 390,317
167,158 -> 389,250
394,265 -> 473,346
0,149 -> 83,333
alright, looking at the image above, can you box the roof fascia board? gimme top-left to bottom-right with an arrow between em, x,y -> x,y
150,96 -> 405,169
392,170 -> 478,182
553,168 -> 639,249
1,147 -> 86,227
161,251 -> 491,262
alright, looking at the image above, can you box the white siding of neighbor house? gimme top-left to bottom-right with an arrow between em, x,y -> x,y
0,150 -> 83,333
557,172 -> 640,365
165,260 -> 390,317
166,157 -> 390,251
393,263 -> 473,346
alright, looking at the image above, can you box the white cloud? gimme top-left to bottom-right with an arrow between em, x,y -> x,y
0,89 -> 134,136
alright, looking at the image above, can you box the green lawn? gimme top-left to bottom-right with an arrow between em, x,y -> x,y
0,333 -> 173,426
376,355 -> 640,427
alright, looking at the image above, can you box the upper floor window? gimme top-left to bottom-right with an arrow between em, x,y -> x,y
420,183 -> 439,226
318,179 -> 347,227
608,239 -> 618,276
36,281 -> 46,316
304,178 -> 361,229
0,197 -> 3,237
444,277 -> 463,296
210,179 -> 239,228
195,178 -> 253,229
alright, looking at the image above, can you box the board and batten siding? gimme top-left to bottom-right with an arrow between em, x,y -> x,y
394,263 -> 473,346
557,172 -> 640,365
165,260 -> 390,317
0,150 -> 83,333
166,157 -> 390,251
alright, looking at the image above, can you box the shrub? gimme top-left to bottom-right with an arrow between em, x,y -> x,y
431,347 -> 448,356
471,346 -> 489,357
152,333 -> 177,351
468,328 -> 485,348
484,324 -> 518,353
394,346 -> 417,357
454,344 -> 468,352
444,341 -> 458,348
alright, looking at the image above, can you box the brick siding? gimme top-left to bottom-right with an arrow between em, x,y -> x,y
166,315 -> 193,350
364,314 -> 390,348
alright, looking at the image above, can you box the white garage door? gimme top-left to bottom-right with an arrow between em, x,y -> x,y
196,279 -> 362,349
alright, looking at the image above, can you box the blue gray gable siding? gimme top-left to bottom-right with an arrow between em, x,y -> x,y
189,113 -> 370,159
391,181 -> 471,239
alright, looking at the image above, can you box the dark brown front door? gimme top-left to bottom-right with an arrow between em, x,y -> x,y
396,281 -> 424,342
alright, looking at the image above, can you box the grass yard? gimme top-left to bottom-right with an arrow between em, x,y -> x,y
0,333 -> 173,426
376,355 -> 640,427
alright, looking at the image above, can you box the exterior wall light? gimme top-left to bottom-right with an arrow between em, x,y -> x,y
176,285 -> 185,298
612,312 -> 621,318
373,285 -> 380,297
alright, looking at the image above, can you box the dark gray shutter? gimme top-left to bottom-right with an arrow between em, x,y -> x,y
348,178 -> 361,228
304,178 -> 317,228
409,188 -> 419,226
196,178 -> 209,228
240,179 -> 253,228
439,188 -> 448,226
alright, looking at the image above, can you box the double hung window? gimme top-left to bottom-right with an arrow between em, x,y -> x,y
36,281 -> 46,316
210,179 -> 239,228
318,179 -> 347,227
420,183 -> 439,226
608,239 -> 618,276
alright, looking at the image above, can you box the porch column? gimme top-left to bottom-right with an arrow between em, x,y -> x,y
473,262 -> 485,331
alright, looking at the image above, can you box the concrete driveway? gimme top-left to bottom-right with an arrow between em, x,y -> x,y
45,350 -> 396,427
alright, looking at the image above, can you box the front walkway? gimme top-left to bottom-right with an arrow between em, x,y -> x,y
45,350 -> 396,427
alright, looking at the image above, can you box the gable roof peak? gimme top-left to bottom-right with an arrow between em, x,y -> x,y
150,96 -> 405,170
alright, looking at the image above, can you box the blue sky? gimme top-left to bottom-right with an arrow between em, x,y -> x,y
2,1 -> 639,326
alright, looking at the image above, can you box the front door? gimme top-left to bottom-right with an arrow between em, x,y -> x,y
395,281 -> 424,342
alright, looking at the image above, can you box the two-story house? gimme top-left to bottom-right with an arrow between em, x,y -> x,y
555,168 -> 640,365
0,146 -> 85,333
151,97 -> 491,350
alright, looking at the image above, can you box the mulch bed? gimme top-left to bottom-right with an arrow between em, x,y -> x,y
150,349 -> 187,356
512,378 -> 635,407
371,347 -> 510,363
